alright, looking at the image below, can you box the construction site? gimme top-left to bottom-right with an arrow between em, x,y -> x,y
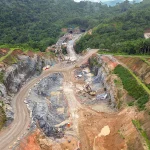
9,34 -> 148,150
0,33 -> 150,150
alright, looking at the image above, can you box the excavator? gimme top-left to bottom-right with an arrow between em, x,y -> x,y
84,84 -> 96,96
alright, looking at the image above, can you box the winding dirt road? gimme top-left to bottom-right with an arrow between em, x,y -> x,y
0,42 -> 98,150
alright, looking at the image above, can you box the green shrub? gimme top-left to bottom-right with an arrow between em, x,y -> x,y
128,101 -> 134,106
0,106 -> 6,130
146,84 -> 150,90
132,120 -> 150,149
114,65 -> 149,110
89,57 -> 101,68
0,72 -> 4,83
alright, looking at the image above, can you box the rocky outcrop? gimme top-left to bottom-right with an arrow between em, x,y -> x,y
26,73 -> 69,138
4,55 -> 55,94
0,83 -> 7,97
89,54 -> 125,108
0,54 -> 56,125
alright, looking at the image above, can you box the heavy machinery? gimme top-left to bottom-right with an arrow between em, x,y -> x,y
84,84 -> 96,96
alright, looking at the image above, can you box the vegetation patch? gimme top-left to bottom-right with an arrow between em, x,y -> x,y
0,72 -> 4,83
118,130 -> 125,139
89,56 -> 101,68
146,84 -> 150,90
114,79 -> 122,87
3,55 -> 18,65
0,105 -> 6,130
132,120 -> 150,150
0,0 -> 115,51
75,0 -> 150,55
114,65 -> 149,110
62,47 -> 67,55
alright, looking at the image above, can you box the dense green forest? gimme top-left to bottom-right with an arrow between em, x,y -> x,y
75,0 -> 150,55
1,0 -> 149,53
0,0 -> 116,51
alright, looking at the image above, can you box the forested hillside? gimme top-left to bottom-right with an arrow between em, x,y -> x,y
0,0 -> 113,51
75,0 -> 150,55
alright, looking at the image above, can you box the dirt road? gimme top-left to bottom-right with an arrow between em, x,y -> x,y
67,34 -> 81,61
0,46 -> 98,150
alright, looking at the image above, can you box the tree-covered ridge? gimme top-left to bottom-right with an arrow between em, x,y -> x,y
75,0 -> 150,55
0,0 -> 114,51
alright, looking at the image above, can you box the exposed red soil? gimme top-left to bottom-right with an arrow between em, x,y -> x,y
115,56 -> 150,84
101,55 -> 118,70
18,129 -> 79,150
0,48 -> 9,56
78,107 -> 145,150
26,51 -> 35,58
11,49 -> 25,56
18,107 -> 146,150
18,130 -> 41,150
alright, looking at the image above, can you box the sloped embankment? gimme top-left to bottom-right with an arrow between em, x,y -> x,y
115,56 -> 150,86
0,48 -> 56,127
88,54 -> 125,109
85,54 -> 150,150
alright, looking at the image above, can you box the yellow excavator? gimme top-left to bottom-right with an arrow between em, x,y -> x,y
84,84 -> 96,96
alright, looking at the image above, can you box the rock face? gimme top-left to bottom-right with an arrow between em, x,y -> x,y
4,55 -> 54,94
0,83 -> 7,97
26,73 -> 69,138
89,54 -> 124,108
0,54 -> 56,124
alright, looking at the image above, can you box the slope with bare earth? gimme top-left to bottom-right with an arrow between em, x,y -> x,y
114,56 -> 150,85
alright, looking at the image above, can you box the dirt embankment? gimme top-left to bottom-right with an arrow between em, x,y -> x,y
0,48 -> 57,128
18,108 -> 143,150
0,49 -> 56,67
78,107 -> 144,150
114,56 -> 150,85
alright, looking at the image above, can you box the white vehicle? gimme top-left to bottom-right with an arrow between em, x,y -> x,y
96,93 -> 107,100
101,94 -> 107,100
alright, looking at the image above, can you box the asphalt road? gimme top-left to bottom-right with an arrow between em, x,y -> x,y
0,37 -> 98,150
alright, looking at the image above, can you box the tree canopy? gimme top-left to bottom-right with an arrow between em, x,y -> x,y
0,0 -> 114,51
75,0 -> 150,55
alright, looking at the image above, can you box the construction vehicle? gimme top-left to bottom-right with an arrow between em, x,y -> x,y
84,84 -> 96,96
89,91 -> 96,96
